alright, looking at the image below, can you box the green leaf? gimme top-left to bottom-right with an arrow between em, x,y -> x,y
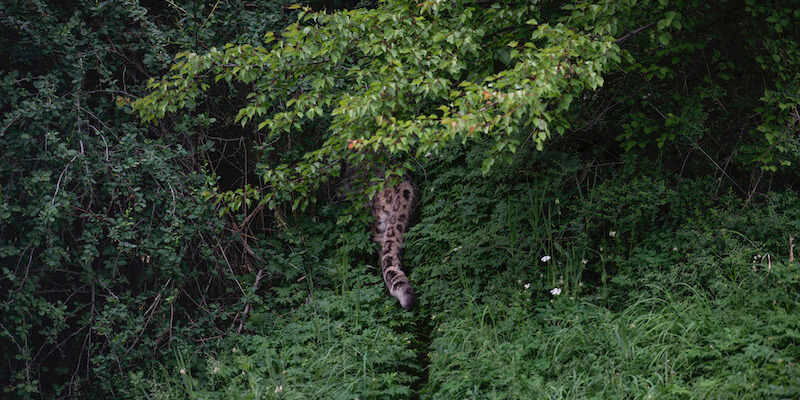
481,156 -> 495,175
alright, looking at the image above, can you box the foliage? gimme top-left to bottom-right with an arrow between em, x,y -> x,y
133,0 -> 625,213
148,263 -> 418,399
131,207 -> 421,399
407,148 -> 800,399
584,0 -> 800,175
2,0 -> 800,398
0,0 -> 300,397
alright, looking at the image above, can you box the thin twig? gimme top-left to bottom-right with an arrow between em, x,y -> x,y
694,144 -> 745,195
53,156 -> 78,205
237,269 -> 265,334
167,182 -> 177,215
614,22 -> 656,44
615,1 -> 708,44
218,242 -> 246,295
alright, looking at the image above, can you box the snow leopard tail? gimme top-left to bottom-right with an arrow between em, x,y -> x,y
370,179 -> 418,309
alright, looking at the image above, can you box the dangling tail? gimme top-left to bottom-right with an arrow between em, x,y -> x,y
370,179 -> 418,309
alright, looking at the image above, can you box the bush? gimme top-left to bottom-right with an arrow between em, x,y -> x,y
408,148 -> 800,399
0,1 -> 299,396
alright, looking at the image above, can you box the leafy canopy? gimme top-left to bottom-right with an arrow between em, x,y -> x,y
134,0 -> 624,211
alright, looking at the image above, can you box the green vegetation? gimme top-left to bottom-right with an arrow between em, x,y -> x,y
410,150 -> 800,398
1,0 -> 798,398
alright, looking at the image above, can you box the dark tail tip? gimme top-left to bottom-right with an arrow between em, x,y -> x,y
395,285 -> 416,310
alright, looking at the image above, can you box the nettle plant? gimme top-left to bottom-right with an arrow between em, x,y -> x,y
133,0 -> 624,216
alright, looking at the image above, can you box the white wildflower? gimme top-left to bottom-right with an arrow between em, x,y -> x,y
550,287 -> 562,296
524,283 -> 531,290
179,368 -> 186,375
213,366 -> 219,374
609,230 -> 617,238
541,255 -> 551,262
425,152 -> 432,157
274,385 -> 283,393
581,259 -> 588,265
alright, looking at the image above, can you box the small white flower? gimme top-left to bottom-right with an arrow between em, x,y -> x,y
179,368 -> 186,375
425,152 -> 432,157
550,287 -> 562,296
581,259 -> 588,265
524,283 -> 531,289
541,255 -> 551,262
241,371 -> 246,376
213,366 -> 219,374
232,347 -> 238,353
274,385 -> 283,393
609,230 -> 617,238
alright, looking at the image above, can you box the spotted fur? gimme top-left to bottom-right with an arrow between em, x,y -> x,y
369,178 -> 418,309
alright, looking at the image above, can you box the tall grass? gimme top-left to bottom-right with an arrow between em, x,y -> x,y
146,152 -> 800,399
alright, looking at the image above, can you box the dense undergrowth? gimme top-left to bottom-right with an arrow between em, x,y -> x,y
2,0 -> 799,399
149,145 -> 800,399
408,146 -> 800,398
